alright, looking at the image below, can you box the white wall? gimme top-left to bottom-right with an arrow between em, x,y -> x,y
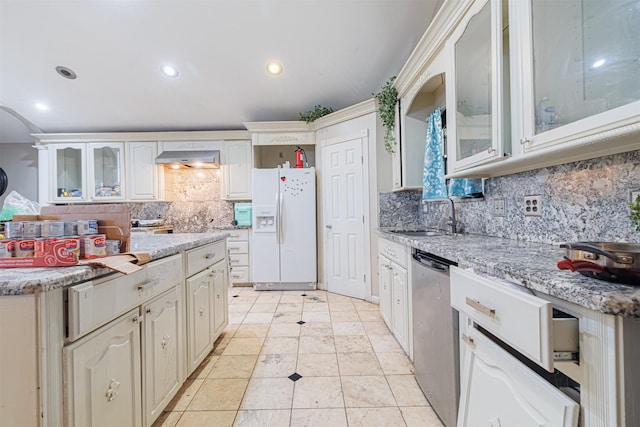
0,143 -> 39,209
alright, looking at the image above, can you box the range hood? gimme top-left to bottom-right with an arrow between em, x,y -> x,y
155,150 -> 220,168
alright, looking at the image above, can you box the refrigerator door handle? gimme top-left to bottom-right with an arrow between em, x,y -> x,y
278,190 -> 284,244
275,192 -> 281,244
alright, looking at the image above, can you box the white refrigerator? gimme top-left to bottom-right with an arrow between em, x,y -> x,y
251,167 -> 317,290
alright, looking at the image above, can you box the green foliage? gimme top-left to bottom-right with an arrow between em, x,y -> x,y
299,105 -> 334,123
629,195 -> 640,232
374,76 -> 399,154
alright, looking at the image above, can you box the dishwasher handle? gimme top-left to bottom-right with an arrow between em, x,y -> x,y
412,253 -> 449,272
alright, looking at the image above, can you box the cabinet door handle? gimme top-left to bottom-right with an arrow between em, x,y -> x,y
205,252 -> 216,259
462,334 -> 475,347
199,307 -> 205,316
137,278 -> 159,292
105,378 -> 121,402
465,297 -> 496,318
161,334 -> 170,350
520,137 -> 531,145
487,147 -> 496,154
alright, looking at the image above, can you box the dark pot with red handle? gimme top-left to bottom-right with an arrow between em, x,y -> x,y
558,242 -> 640,285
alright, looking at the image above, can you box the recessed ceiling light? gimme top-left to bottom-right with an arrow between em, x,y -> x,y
266,60 -> 283,76
35,102 -> 49,111
161,64 -> 179,78
55,65 -> 77,79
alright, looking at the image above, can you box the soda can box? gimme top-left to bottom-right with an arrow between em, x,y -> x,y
0,239 -> 14,258
41,220 -> 65,237
21,221 -> 41,238
35,237 -> 81,258
64,221 -> 78,236
80,234 -> 107,259
77,219 -> 99,235
106,239 -> 120,256
4,222 -> 22,238
14,238 -> 36,258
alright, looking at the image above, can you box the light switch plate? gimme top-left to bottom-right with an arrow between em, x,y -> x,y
494,198 -> 505,216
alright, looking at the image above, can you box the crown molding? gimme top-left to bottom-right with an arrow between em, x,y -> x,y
31,130 -> 251,143
313,99 -> 377,130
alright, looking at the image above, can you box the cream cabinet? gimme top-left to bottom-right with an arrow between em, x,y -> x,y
142,286 -> 184,427
63,308 -> 143,427
378,236 -> 410,353
127,141 -> 159,200
227,229 -> 251,285
509,0 -> 640,157
221,140 -> 252,200
49,143 -> 87,202
87,142 -> 125,201
185,240 -> 228,375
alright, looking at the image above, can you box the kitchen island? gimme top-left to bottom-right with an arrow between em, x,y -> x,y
378,229 -> 640,426
0,232 -> 230,427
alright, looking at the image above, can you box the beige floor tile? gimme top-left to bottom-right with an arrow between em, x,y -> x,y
358,310 -> 383,322
296,353 -> 339,377
164,379 -> 204,411
337,352 -> 383,376
298,335 -> 336,354
208,355 -> 258,379
271,312 -> 303,324
233,410 -> 291,427
228,303 -> 253,313
293,376 -> 344,409
346,407 -> 407,427
368,334 -> 404,353
255,292 -> 283,303
190,354 -> 219,379
187,378 -> 248,411
334,335 -> 374,353
299,322 -> 333,336
329,311 -> 361,322
290,408 -> 348,427
328,302 -> 356,312
301,311 -> 332,323
222,337 -> 265,356
268,323 -> 301,337
341,376 -> 397,408
223,324 -> 239,336
176,410 -> 236,427
151,411 -> 183,427
399,406 -> 444,427
376,352 -> 415,375
242,312 -> 274,324
327,293 -> 357,303
386,375 -> 429,406
249,302 -> 278,313
352,300 -> 379,311
234,324 -> 270,338
332,321 -> 366,336
228,312 -> 246,325
280,294 -> 305,304
261,336 -> 300,354
303,295 -> 328,304
230,296 -> 259,305
362,321 -> 392,336
302,302 -> 329,312
240,378 -> 295,410
253,353 -> 298,378
276,303 -> 304,313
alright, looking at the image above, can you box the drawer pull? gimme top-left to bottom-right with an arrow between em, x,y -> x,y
462,334 -> 475,347
137,278 -> 160,292
466,297 -> 495,317
229,247 -> 240,252
204,252 -> 216,259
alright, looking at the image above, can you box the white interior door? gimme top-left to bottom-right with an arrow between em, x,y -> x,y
322,136 -> 365,299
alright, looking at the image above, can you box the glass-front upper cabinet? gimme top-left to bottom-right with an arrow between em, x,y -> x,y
446,0 -> 509,174
50,143 -> 87,202
87,142 -> 125,201
510,0 -> 640,153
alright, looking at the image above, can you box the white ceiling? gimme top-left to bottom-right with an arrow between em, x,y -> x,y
0,0 -> 442,143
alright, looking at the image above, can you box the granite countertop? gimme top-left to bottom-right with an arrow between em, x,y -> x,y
378,229 -> 640,318
0,233 -> 229,296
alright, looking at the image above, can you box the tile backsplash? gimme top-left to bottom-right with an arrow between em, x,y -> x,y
127,168 -> 239,232
380,149 -> 640,245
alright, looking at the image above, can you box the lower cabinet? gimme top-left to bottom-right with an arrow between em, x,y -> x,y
64,309 -> 143,427
378,236 -> 410,354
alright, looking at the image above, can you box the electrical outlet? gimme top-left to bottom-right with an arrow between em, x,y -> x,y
630,189 -> 640,203
524,195 -> 541,217
494,198 -> 505,216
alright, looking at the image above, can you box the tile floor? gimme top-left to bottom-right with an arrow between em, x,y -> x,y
153,288 -> 444,427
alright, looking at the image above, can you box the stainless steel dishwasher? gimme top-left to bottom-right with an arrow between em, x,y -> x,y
411,248 -> 459,427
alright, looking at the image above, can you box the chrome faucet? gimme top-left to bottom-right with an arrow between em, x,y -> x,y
445,197 -> 457,234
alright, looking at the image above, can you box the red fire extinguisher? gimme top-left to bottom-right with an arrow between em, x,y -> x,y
295,146 -> 307,168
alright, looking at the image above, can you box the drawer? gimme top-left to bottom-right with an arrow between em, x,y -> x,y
379,237 -> 408,268
229,253 -> 249,267
229,266 -> 250,283
67,254 -> 183,341
451,266 -> 555,371
227,229 -> 249,241
227,241 -> 249,254
186,240 -> 225,277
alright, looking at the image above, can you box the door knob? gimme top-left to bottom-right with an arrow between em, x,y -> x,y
326,225 -> 332,229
